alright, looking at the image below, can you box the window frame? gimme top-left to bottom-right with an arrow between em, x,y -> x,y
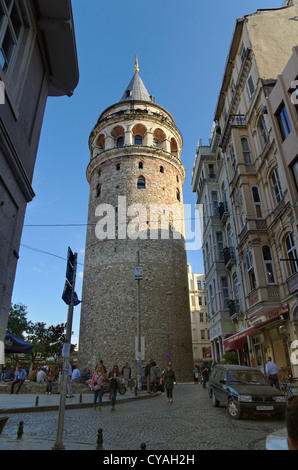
246,250 -> 256,291
137,176 -> 146,189
221,276 -> 229,309
271,168 -> 283,205
285,233 -> 298,276
262,245 -> 276,284
251,186 -> 263,218
134,135 -> 143,145
0,0 -> 34,112
276,102 -> 292,141
246,74 -> 255,102
241,137 -> 252,164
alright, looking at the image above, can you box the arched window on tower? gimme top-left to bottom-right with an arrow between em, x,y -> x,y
176,188 -> 180,201
139,161 -> 143,169
135,135 -> 143,145
117,136 -> 124,147
137,176 -> 146,189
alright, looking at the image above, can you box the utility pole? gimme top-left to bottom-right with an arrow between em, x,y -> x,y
53,247 -> 77,450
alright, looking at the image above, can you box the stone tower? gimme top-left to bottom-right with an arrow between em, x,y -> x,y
78,57 -> 193,380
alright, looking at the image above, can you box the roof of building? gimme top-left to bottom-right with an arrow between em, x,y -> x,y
36,0 -> 79,97
120,55 -> 155,103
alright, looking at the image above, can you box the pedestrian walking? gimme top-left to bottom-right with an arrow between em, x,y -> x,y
265,357 -> 280,389
91,364 -> 106,411
121,362 -> 132,387
149,361 -> 159,394
201,362 -> 209,389
145,360 -> 152,393
108,365 -> 120,411
163,364 -> 176,403
193,365 -> 199,384
45,365 -> 55,394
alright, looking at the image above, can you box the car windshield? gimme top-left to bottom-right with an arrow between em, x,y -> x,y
226,370 -> 267,385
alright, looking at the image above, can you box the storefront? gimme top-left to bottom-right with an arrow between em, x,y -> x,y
250,312 -> 292,376
223,327 -> 254,366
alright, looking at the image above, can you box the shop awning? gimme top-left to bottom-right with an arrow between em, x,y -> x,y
223,327 -> 254,352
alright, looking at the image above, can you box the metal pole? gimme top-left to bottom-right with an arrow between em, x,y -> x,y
53,253 -> 77,451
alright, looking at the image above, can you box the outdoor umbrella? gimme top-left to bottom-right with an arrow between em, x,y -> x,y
4,333 -> 33,354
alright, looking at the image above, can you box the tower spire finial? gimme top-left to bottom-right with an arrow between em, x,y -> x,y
134,54 -> 139,73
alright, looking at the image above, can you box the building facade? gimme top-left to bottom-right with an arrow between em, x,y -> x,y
187,264 -> 210,364
0,0 -> 79,354
78,59 -> 193,380
192,129 -> 246,364
196,1 -> 298,377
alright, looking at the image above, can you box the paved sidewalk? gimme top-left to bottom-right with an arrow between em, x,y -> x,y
0,388 -> 151,413
0,388 -> 156,450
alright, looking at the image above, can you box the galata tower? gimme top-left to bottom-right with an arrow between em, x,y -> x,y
78,57 -> 193,381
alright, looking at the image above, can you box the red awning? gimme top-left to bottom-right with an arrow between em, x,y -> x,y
223,327 -> 254,352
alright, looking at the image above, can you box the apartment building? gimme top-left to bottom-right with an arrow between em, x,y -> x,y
187,264 -> 211,363
211,1 -> 298,375
192,129 -> 246,364
0,0 -> 79,353
192,1 -> 298,376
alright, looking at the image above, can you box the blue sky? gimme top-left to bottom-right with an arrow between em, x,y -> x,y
11,0 -> 284,346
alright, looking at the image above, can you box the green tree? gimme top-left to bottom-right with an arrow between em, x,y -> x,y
7,303 -> 30,338
43,323 -> 69,362
26,321 -> 48,363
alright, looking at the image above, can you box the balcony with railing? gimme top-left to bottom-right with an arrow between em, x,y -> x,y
218,201 -> 229,223
227,299 -> 240,318
221,114 -> 247,151
223,246 -> 236,268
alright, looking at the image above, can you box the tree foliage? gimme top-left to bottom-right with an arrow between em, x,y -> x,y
6,303 -> 75,363
7,303 -> 30,338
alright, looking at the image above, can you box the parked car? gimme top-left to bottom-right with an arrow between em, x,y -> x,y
207,364 -> 286,420
140,366 -> 164,392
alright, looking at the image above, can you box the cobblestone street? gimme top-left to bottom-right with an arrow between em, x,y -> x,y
1,383 -> 285,451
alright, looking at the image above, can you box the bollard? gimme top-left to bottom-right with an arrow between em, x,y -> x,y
96,428 -> 104,450
141,442 -> 146,450
17,421 -> 24,440
79,393 -> 82,403
35,396 -> 39,407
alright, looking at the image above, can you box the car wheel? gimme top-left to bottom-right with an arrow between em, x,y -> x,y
211,390 -> 220,407
227,398 -> 242,420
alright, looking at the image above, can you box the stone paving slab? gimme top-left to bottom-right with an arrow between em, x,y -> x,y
0,384 -> 287,452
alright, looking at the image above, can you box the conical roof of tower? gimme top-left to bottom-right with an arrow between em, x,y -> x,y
120,55 -> 155,103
